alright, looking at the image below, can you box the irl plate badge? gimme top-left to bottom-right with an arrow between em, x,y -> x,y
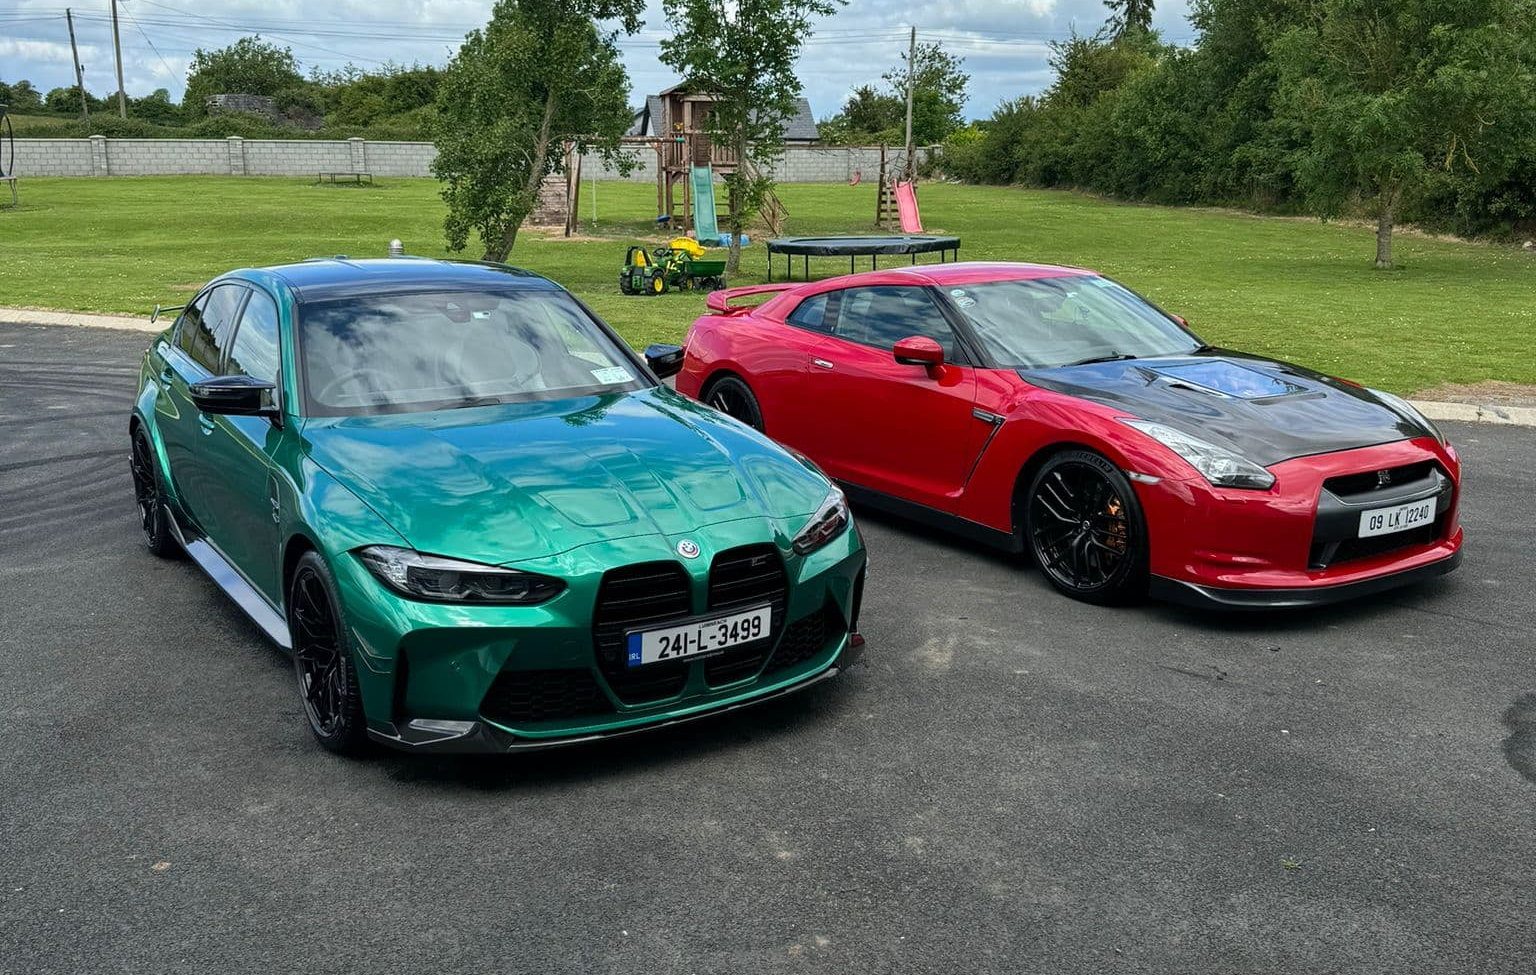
676,539 -> 701,559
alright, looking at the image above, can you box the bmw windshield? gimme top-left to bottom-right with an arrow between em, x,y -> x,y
297,289 -> 647,415
946,275 -> 1203,369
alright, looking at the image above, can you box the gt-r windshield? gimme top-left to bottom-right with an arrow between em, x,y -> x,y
947,275 -> 1203,369
297,289 -> 646,415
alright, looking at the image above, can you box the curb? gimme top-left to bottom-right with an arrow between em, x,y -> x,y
0,307 -> 160,332
1410,399 -> 1536,429
3,306 -> 1533,428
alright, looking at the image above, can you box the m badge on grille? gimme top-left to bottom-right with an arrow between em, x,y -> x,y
676,539 -> 701,559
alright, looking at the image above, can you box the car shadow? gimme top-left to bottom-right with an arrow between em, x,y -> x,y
372,676 -> 857,790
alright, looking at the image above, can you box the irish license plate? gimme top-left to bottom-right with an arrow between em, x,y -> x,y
1358,497 -> 1436,538
626,605 -> 772,667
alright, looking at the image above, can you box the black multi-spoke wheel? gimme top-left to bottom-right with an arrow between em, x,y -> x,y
130,428 -> 178,558
702,375 -> 764,432
1024,450 -> 1148,605
289,551 -> 369,755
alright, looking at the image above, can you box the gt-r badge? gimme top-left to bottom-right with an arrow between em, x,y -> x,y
1377,469 -> 1393,487
676,539 -> 701,559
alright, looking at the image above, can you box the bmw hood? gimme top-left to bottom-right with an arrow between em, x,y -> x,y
1023,350 -> 1436,467
300,387 -> 830,564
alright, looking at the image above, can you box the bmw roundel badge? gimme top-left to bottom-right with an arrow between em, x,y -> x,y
676,539 -> 701,559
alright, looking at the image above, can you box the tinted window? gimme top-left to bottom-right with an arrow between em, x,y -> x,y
228,290 -> 281,386
173,292 -> 210,360
950,276 -> 1201,369
833,286 -> 955,355
297,289 -> 645,416
178,284 -> 246,373
786,294 -> 830,333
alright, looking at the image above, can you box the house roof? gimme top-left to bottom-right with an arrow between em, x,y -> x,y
626,92 -> 819,142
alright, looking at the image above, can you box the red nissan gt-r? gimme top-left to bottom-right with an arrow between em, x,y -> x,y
675,262 -> 1463,609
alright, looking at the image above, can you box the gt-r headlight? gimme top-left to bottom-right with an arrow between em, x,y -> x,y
792,489 -> 851,555
1119,419 -> 1276,490
357,546 -> 565,604
1369,388 -> 1448,446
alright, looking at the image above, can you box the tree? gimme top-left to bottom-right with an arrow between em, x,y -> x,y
183,36 -> 303,117
818,84 -> 904,145
1104,0 -> 1156,39
2,80 -> 45,112
1271,0 -> 1536,267
882,41 -> 970,145
661,0 -> 844,274
432,0 -> 641,262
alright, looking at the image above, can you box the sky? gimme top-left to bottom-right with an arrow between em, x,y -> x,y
1,1 -> 1197,121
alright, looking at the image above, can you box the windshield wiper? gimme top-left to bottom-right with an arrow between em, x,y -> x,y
446,395 -> 504,410
1060,352 -> 1139,368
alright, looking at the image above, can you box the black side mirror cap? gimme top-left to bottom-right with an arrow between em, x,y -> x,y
189,374 -> 279,417
644,343 -> 685,380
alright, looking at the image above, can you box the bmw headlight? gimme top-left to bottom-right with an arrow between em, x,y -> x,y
357,546 -> 565,604
1370,388 -> 1447,446
1119,419 -> 1276,490
792,489 -> 851,555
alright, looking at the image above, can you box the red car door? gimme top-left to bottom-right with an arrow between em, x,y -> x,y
748,291 -> 836,453
801,285 -> 981,511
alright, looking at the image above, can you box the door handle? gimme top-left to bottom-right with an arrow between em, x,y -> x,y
198,414 -> 216,434
160,366 -> 175,384
811,358 -> 835,370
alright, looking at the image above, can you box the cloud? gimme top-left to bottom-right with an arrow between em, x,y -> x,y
1,0 -> 1193,120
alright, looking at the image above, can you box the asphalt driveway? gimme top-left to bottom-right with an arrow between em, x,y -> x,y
2,322 -> 1533,974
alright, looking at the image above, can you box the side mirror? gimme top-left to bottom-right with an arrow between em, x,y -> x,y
644,343 -> 685,380
893,335 -> 944,368
190,375 -> 279,417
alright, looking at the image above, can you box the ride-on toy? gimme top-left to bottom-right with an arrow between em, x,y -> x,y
619,237 -> 727,295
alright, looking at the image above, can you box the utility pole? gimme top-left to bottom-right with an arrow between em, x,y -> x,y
110,0 -> 127,119
66,8 -> 89,121
902,25 -> 916,178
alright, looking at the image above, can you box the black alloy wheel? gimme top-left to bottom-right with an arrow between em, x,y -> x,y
704,375 -> 765,432
1024,449 -> 1148,605
130,428 -> 178,558
289,551 -> 369,755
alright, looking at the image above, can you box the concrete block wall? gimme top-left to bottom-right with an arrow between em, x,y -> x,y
243,139 -> 352,175
14,139 -> 95,176
356,141 -> 437,177
11,138 -> 936,182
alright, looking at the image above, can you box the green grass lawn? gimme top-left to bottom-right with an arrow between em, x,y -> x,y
3,175 -> 1533,393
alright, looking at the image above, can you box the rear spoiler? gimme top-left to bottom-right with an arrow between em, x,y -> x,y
705,283 -> 798,315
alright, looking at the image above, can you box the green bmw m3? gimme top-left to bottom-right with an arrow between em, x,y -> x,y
129,257 -> 866,755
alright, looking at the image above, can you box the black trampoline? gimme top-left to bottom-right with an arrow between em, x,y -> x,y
765,235 -> 962,282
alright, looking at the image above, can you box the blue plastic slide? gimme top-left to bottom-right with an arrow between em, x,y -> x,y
690,164 -> 720,243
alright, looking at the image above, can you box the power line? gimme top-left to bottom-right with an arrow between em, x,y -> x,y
118,1 -> 179,83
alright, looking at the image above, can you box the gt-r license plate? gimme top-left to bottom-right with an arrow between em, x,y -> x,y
626,605 -> 772,667
1358,497 -> 1436,538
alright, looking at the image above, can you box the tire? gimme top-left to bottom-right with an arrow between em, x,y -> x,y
288,551 -> 370,755
648,272 -> 667,296
1023,449 -> 1148,605
702,375 -> 765,432
619,271 -> 635,295
130,426 -> 179,558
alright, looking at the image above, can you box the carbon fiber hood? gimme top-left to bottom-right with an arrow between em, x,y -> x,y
1022,350 -> 1433,467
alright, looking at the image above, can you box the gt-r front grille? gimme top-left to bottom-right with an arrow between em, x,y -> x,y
480,668 -> 614,725
703,544 -> 787,686
592,561 -> 693,703
1323,460 -> 1440,500
765,603 -> 839,675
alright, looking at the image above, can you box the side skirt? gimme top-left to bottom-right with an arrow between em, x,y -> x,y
839,481 -> 1024,554
166,516 -> 294,650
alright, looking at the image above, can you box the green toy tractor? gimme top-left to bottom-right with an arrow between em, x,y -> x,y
619,239 -> 728,296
